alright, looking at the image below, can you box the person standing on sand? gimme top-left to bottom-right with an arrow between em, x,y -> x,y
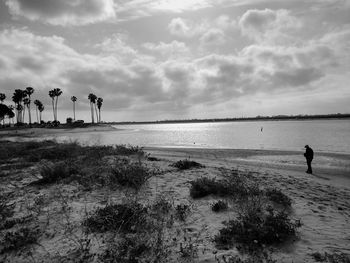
304,145 -> 314,174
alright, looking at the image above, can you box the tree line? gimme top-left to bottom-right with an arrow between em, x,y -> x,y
0,88 -> 103,127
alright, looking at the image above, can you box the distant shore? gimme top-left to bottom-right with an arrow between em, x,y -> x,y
0,123 -> 117,138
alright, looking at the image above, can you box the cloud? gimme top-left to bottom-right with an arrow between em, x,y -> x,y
168,18 -> 191,37
5,0 -> 115,26
239,9 -> 301,42
200,29 -> 226,46
142,41 -> 190,59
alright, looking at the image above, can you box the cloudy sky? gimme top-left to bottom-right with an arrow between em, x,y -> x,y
0,0 -> 349,122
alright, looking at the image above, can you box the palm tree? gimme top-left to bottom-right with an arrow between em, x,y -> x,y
9,105 -> 15,125
48,88 -> 62,122
0,93 -> 6,125
23,98 -> 30,123
49,90 -> 55,121
88,93 -> 97,123
38,104 -> 44,123
97,97 -> 103,123
12,89 -> 26,124
0,93 -> 5,104
25,87 -> 34,126
53,88 -> 62,122
71,96 -> 77,120
34,100 -> 42,123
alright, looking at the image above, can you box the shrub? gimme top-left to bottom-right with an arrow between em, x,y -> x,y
311,252 -> 350,263
216,251 -> 277,263
0,227 -> 40,253
266,188 -> 292,207
83,202 -> 149,233
214,205 -> 301,249
114,144 -> 145,156
151,197 -> 173,215
211,200 -> 228,212
100,235 -> 151,263
33,161 -> 79,185
175,204 -> 191,221
171,159 -> 204,170
0,194 -> 15,222
189,177 -> 233,198
110,158 -> 153,190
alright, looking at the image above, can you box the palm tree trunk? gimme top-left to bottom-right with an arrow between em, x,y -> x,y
73,102 -> 75,120
51,99 -> 55,121
36,107 -> 39,123
28,104 -> 32,126
90,102 -> 94,123
22,105 -> 26,123
55,97 -> 59,122
94,104 -> 98,123
99,109 -> 101,123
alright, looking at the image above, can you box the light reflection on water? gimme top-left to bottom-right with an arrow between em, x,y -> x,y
46,119 -> 350,154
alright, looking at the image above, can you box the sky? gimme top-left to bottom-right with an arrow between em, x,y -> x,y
0,0 -> 349,122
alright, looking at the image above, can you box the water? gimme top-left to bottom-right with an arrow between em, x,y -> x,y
47,119 -> 350,154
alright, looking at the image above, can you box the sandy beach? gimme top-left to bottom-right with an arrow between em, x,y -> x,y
0,128 -> 349,262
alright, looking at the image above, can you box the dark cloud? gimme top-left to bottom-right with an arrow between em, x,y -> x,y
6,0 -> 115,25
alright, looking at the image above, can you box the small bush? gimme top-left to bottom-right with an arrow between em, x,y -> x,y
175,204 -> 191,221
211,200 -> 228,212
33,161 -> 79,185
266,188 -> 292,207
100,235 -> 150,263
0,227 -> 40,253
216,251 -> 277,263
147,156 -> 160,162
83,202 -> 149,233
0,194 -> 15,222
171,159 -> 204,170
311,252 -> 350,263
110,159 -> 153,190
214,205 -> 301,249
152,197 -> 173,215
114,144 -> 145,156
189,177 -> 233,198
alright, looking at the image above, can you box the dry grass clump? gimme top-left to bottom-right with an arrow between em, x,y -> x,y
189,172 -> 260,199
0,226 -> 40,254
33,161 -> 80,185
114,144 -> 145,156
211,200 -> 228,212
171,159 -> 204,170
190,177 -> 232,198
311,252 -> 350,263
109,158 -> 154,190
0,194 -> 15,222
83,201 -> 149,233
216,251 -> 277,263
214,197 -> 301,249
265,188 -> 292,207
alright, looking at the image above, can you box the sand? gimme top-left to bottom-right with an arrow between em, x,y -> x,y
144,147 -> 350,262
1,128 -> 349,262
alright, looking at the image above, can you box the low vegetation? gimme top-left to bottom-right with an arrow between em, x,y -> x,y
171,159 -> 204,170
189,172 -> 261,199
0,227 -> 40,254
214,199 -> 301,249
109,158 -> 154,190
265,188 -> 292,207
311,252 -> 350,263
211,200 -> 228,212
83,201 -> 149,233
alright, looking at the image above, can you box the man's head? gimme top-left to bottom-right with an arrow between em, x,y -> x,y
305,145 -> 309,148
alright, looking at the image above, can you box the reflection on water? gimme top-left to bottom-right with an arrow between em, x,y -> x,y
46,120 -> 350,154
